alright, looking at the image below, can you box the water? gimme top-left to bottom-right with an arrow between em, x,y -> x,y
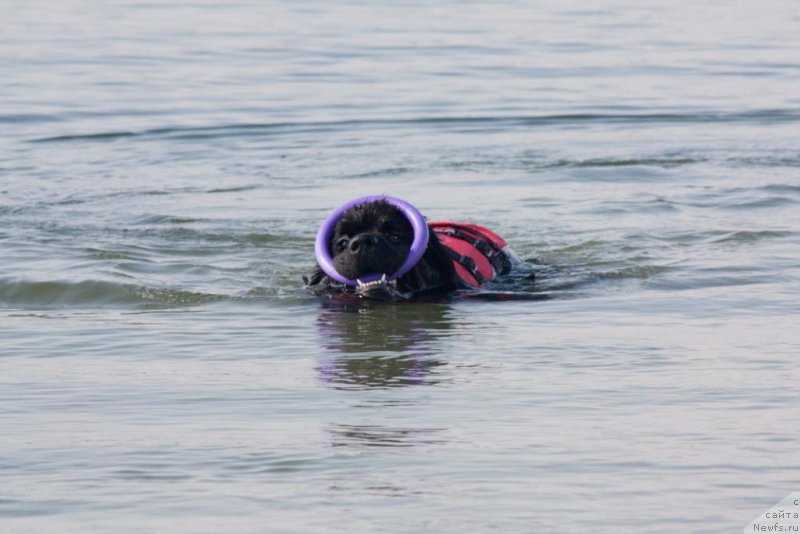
2,1 -> 800,532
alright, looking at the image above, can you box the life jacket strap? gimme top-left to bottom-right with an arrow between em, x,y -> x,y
443,247 -> 487,286
434,226 -> 511,276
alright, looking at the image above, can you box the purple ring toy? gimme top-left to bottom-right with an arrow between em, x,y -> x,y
314,195 -> 429,286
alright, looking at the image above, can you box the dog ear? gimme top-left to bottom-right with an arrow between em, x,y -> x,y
398,231 -> 456,293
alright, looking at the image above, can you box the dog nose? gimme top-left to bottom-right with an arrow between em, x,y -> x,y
349,234 -> 378,254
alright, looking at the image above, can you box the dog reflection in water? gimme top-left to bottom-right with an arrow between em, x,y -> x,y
315,300 -> 451,389
317,300 -> 452,450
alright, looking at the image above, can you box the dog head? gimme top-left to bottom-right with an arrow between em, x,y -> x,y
307,199 -> 455,299
330,200 -> 413,281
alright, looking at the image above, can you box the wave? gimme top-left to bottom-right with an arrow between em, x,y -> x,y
29,108 -> 800,144
0,279 -> 228,309
543,156 -> 704,169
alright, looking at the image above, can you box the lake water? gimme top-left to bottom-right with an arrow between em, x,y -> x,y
2,1 -> 800,532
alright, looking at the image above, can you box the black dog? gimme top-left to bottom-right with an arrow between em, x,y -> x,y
305,199 -> 516,300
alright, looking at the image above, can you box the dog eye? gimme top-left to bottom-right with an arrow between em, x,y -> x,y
389,234 -> 402,243
335,238 -> 349,252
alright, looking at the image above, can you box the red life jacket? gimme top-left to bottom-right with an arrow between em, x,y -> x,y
428,221 -> 512,288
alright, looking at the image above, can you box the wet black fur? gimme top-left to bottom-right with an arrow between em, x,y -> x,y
306,200 -> 457,295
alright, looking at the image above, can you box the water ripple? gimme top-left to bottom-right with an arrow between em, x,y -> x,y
0,278 -> 227,309
29,109 -> 800,144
